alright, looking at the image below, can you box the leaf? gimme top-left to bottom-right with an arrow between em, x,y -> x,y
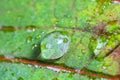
0,62 -> 109,80
0,28 -> 94,69
0,0 -> 120,79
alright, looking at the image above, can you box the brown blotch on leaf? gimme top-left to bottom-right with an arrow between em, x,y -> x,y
0,26 -> 16,32
93,20 -> 119,36
93,22 -> 107,36
108,46 -> 120,58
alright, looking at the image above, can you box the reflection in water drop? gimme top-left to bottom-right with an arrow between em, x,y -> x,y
57,39 -> 63,44
63,38 -> 68,43
39,31 -> 70,60
41,44 -> 47,50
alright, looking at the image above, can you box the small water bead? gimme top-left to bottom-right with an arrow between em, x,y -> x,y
26,36 -> 33,43
34,65 -> 39,68
26,26 -> 36,32
32,44 -> 37,49
81,49 -> 86,53
36,34 -> 41,39
102,66 -> 107,70
39,31 -> 70,60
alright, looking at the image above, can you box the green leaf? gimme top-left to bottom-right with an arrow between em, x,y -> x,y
0,0 -> 120,78
0,62 -> 108,80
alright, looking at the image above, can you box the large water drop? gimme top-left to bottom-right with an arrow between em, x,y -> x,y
39,31 -> 70,60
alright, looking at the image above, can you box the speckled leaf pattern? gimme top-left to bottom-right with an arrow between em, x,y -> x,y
0,0 -> 120,79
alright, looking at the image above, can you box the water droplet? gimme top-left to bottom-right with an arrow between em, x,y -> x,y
26,36 -> 33,43
36,34 -> 41,39
4,55 -> 14,58
27,64 -> 32,67
103,6 -> 106,9
26,26 -> 36,32
78,55 -> 82,59
32,44 -> 37,49
34,65 -> 39,68
39,31 -> 70,60
102,66 -> 107,70
81,49 -> 85,53
42,32 -> 45,34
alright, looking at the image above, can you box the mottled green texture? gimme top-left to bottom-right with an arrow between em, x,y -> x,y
57,32 -> 93,69
96,34 -> 120,59
0,62 -> 108,80
0,29 -> 94,70
0,29 -> 51,59
0,62 -> 55,80
1,0 -> 118,29
0,0 -> 55,27
87,57 -> 119,76
0,0 -> 120,78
